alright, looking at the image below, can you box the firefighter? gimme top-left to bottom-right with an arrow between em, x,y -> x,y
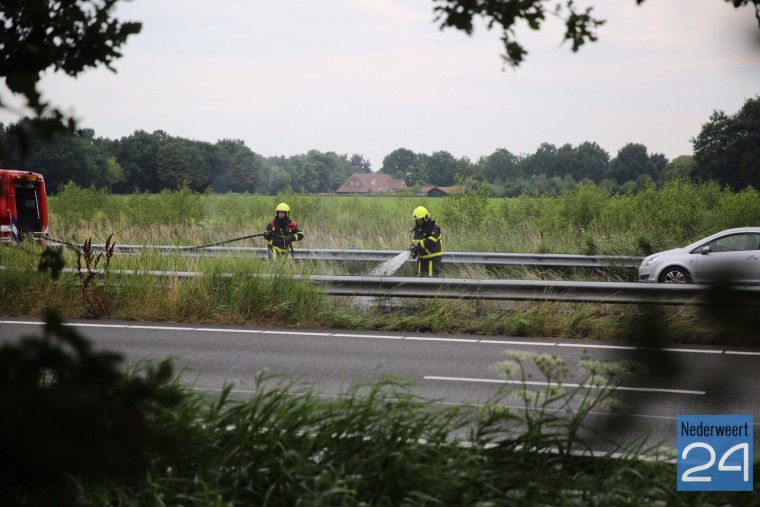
409,205 -> 443,277
264,202 -> 304,260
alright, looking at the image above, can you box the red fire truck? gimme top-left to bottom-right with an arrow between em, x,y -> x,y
0,169 -> 50,243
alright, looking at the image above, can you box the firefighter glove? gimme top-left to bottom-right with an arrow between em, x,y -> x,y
264,231 -> 273,240
285,234 -> 296,242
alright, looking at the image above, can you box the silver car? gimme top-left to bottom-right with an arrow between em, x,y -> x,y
638,227 -> 760,284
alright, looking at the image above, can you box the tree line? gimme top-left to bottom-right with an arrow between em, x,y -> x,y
0,95 -> 757,196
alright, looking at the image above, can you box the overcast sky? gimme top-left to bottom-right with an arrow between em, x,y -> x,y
2,0 -> 759,170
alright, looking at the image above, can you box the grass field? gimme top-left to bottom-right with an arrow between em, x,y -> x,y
2,180 -> 759,342
47,180 -> 760,256
5,183 -> 760,504
14,315 -> 754,506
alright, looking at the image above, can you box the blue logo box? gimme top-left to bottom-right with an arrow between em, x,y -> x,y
677,415 -> 753,491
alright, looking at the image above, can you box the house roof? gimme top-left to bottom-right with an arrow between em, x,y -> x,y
420,185 -> 463,196
435,186 -> 463,194
336,173 -> 406,194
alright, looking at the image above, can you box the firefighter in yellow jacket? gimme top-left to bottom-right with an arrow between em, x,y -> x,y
264,202 -> 304,260
409,206 -> 443,277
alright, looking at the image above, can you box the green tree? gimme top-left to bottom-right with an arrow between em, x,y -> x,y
518,142 -> 560,178
426,150 -> 472,186
109,130 -> 168,193
102,156 -> 125,191
381,148 -> 418,180
284,150 -> 353,193
524,173 -> 566,195
155,137 -> 211,191
322,151 -> 357,191
262,156 -> 294,194
264,164 -> 292,194
432,0 -> 760,67
553,143 -> 577,178
350,154 -> 372,173
650,152 -> 669,181
433,0 -> 604,67
661,155 -> 697,183
0,0 -> 141,129
3,120 -> 113,192
476,148 -> 521,184
412,153 -> 432,186
210,139 -> 264,193
441,174 -> 490,229
692,95 -> 760,191
607,143 -> 664,185
568,141 -> 610,183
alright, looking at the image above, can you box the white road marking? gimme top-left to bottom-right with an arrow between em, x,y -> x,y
639,347 -> 722,354
1,320 -> 757,358
404,336 -> 478,343
197,328 -> 262,334
480,339 -> 556,346
557,343 -> 637,350
332,333 -> 402,339
130,325 -> 195,331
262,330 -> 331,336
423,375 -> 706,395
65,323 -> 131,328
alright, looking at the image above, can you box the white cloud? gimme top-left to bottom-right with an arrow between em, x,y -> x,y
1,0 -> 758,169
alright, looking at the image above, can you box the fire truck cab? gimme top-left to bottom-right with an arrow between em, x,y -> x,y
0,169 -> 50,243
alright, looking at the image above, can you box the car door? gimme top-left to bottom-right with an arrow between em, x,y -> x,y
739,233 -> 760,283
693,233 -> 760,283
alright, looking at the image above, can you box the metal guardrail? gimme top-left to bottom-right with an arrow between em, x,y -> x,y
49,267 -> 760,306
52,243 -> 642,269
302,275 -> 760,306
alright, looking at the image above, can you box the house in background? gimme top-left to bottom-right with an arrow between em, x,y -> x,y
336,173 -> 406,195
419,185 -> 463,197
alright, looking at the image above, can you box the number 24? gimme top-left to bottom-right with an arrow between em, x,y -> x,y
681,443 -> 749,482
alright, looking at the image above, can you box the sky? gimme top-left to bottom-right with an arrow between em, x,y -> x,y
2,0 -> 760,171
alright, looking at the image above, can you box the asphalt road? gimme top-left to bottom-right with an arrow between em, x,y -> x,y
2,317 -> 759,459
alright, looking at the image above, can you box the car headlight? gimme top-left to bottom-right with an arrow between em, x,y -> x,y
643,253 -> 663,266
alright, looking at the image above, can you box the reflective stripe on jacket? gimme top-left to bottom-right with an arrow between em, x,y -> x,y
266,217 -> 304,252
411,219 -> 442,259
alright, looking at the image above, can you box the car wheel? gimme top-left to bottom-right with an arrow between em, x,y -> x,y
659,266 -> 692,284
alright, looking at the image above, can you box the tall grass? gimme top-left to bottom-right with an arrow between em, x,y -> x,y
9,318 -> 751,506
8,183 -> 760,503
4,238 -> 756,343
3,180 -> 756,341
48,180 -> 760,255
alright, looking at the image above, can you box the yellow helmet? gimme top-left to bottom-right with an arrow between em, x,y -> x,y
275,202 -> 290,214
412,206 -> 430,221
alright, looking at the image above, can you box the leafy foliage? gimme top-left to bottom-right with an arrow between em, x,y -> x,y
607,143 -> 665,184
76,234 -> 116,318
2,0 -> 760,188
0,311 -> 181,506
155,137 -> 211,190
432,0 -> 759,68
432,0 -> 605,67
0,0 -> 141,141
0,117 -> 686,196
7,316 -> 757,505
381,147 -> 419,181
10,182 -> 760,342
439,174 -> 491,230
692,94 -> 760,191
